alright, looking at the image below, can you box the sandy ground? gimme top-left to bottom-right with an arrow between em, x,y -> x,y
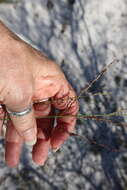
0,0 -> 127,189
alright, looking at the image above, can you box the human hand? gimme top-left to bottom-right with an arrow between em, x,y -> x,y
0,21 -> 79,167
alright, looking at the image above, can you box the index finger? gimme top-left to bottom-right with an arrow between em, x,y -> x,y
51,85 -> 79,150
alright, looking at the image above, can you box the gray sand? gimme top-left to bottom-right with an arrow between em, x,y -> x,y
0,0 -> 127,189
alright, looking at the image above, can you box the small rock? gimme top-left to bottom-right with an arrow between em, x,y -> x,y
47,0 -> 54,10
68,0 -> 75,5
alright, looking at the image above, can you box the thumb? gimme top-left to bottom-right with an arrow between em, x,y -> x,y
7,105 -> 37,145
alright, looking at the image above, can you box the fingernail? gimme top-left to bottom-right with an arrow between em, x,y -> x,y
37,161 -> 45,166
26,139 -> 37,146
52,147 -> 60,152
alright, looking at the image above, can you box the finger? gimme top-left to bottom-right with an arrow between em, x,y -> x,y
0,105 -> 5,135
32,139 -> 50,166
5,120 -> 23,167
32,103 -> 55,165
7,106 -> 37,145
34,100 -> 51,120
51,85 -> 79,150
34,101 -> 52,139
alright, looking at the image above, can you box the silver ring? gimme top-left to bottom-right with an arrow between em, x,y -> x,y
6,104 -> 33,117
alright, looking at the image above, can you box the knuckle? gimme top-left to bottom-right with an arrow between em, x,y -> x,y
19,126 -> 32,133
16,117 -> 34,132
17,91 -> 32,105
5,85 -> 33,110
11,91 -> 32,108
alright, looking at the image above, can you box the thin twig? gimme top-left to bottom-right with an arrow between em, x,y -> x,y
78,59 -> 119,98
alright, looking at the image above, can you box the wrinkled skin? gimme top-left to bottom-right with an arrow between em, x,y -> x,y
0,21 -> 79,167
